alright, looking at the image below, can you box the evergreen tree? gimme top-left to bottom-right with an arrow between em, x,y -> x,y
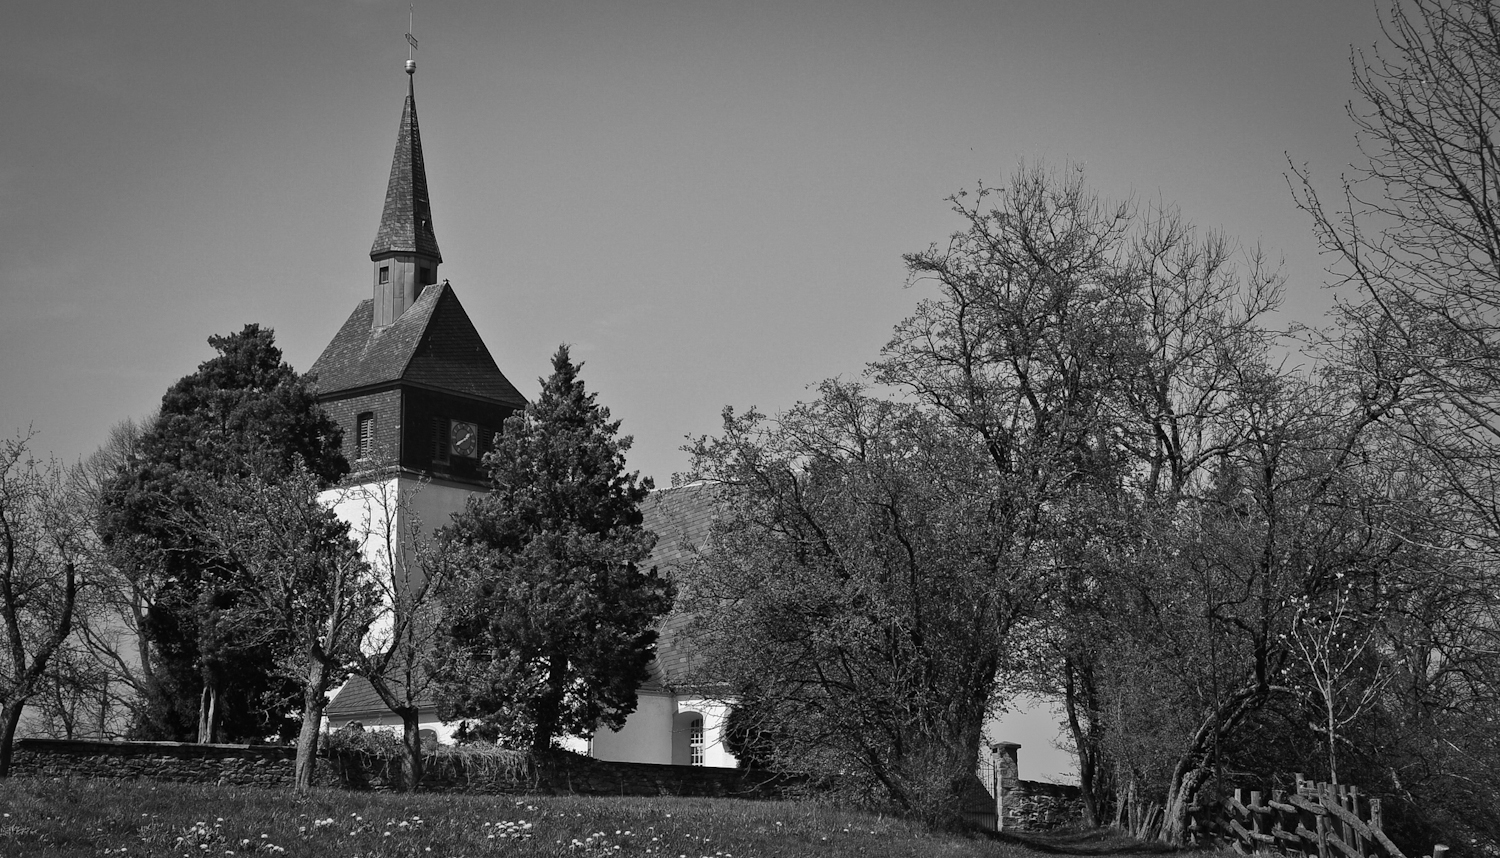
98,324 -> 347,742
433,345 -> 673,752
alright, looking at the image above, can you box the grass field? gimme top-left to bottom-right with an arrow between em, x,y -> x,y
0,776 -> 1193,858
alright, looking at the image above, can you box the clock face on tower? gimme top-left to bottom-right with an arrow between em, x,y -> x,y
450,420 -> 478,458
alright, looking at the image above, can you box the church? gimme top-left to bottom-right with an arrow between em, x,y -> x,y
314,56 -> 736,769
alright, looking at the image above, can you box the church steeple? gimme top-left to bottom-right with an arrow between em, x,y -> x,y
370,59 -> 442,330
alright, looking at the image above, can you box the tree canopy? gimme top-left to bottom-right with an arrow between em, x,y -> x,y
686,381 -> 1035,830
98,324 -> 347,742
432,345 -> 672,752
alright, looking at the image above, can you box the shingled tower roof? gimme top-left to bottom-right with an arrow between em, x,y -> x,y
370,74 -> 442,263
310,281 -> 526,406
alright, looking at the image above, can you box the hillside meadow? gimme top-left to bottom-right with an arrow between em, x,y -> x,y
0,776 -> 1188,858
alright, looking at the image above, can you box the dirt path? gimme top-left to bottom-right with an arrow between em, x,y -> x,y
1008,829 -> 1184,856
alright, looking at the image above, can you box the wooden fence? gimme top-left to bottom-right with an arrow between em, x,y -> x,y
1188,774 -> 1447,858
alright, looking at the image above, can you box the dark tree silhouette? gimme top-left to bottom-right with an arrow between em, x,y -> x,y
433,346 -> 672,753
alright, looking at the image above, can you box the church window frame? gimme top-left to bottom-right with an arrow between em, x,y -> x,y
431,416 -> 450,464
379,265 -> 390,285
355,412 -> 376,460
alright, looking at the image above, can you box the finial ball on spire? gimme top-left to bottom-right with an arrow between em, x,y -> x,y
406,59 -> 416,75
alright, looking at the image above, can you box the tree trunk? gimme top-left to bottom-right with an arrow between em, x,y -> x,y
196,682 -> 221,744
294,660 -> 329,794
1160,765 -> 1208,844
0,699 -> 24,777
293,703 -> 323,794
532,653 -> 568,753
356,667 -> 425,791
1064,657 -> 1106,826
1156,683 -> 1282,844
1326,692 -> 1339,786
399,708 -> 424,791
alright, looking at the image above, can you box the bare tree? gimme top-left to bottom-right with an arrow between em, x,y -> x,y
1289,3 -> 1500,846
188,463 -> 376,793
0,434 -> 83,776
876,162 -> 1297,836
686,382 -> 1035,831
338,476 -> 454,790
1290,581 -> 1393,787
33,417 -> 159,739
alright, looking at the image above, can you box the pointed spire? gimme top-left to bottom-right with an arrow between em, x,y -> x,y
370,67 -> 442,264
369,60 -> 442,330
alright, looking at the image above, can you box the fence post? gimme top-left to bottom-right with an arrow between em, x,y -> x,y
992,745 -> 1002,833
1271,789 -> 1284,857
1249,791 -> 1261,854
1299,789 -> 1321,858
1348,785 -> 1365,858
1314,789 -> 1332,858
1332,786 -> 1356,852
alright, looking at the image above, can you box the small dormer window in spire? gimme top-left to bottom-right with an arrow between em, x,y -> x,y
379,266 -> 390,284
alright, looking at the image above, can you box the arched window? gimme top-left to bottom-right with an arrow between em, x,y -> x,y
688,716 -> 704,767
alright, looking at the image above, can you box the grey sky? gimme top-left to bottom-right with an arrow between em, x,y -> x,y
5,0 -> 1384,484
3,0 -> 1390,782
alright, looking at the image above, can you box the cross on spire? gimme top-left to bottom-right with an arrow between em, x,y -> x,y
405,4 -> 418,74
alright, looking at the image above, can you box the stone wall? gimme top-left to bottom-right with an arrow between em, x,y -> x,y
1006,778 -> 1085,830
331,749 -> 787,798
12,738 -> 788,799
10,739 -> 328,789
981,742 -> 1085,832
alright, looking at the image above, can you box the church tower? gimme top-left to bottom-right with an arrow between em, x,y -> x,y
312,57 -> 524,499
319,47 -> 738,768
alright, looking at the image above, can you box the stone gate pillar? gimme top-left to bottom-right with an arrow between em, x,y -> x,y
991,742 -> 1021,830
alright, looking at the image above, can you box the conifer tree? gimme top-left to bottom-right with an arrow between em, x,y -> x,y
433,345 -> 673,752
98,324 -> 347,742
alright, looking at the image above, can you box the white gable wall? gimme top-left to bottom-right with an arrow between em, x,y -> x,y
589,690 -> 675,763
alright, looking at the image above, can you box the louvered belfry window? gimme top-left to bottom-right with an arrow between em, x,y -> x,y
432,417 -> 450,463
356,412 -> 375,459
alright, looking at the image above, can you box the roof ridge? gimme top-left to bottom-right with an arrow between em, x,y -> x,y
394,281 -> 446,379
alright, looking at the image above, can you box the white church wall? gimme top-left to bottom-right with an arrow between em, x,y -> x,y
403,479 -> 475,539
589,691 -> 675,764
671,697 -> 738,769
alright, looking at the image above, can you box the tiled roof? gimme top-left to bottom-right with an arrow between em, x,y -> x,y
326,675 -> 398,720
328,664 -> 437,720
309,282 -> 527,407
639,482 -> 718,691
371,77 -> 442,262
